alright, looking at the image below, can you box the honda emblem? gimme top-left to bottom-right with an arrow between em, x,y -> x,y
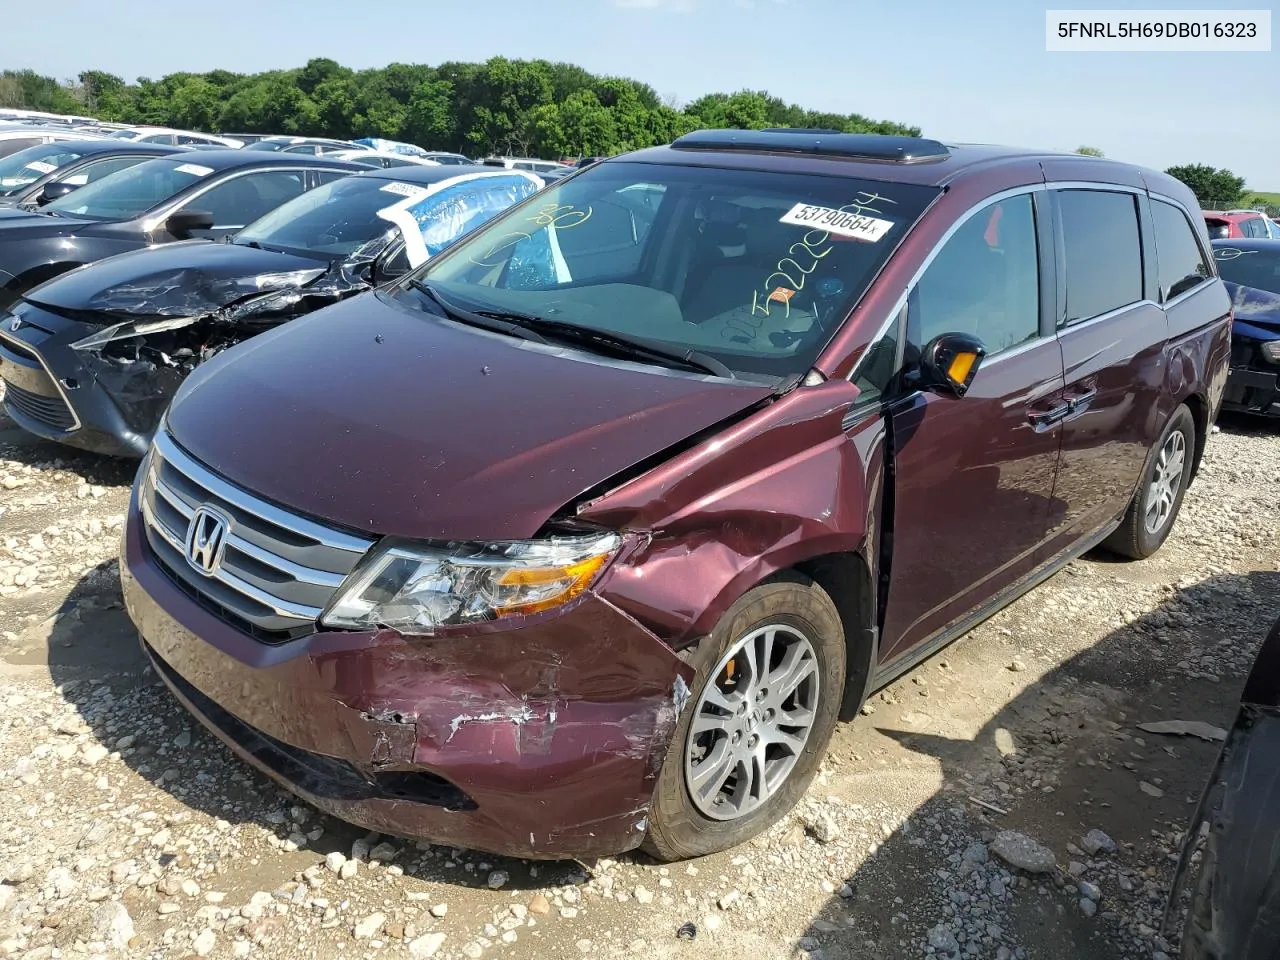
184,505 -> 231,576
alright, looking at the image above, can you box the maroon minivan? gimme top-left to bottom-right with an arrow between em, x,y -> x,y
120,130 -> 1231,861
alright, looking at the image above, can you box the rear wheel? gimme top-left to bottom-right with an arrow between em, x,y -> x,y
1105,404 -> 1195,560
643,577 -> 845,861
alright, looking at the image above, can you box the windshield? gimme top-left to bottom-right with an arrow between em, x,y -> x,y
0,142 -> 92,195
246,139 -> 292,152
44,157 -> 215,220
236,175 -> 401,257
1215,245 -> 1280,295
237,171 -> 541,263
405,161 -> 938,379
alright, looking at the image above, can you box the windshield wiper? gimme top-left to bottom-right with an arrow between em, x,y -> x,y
473,310 -> 734,379
406,280 -> 547,343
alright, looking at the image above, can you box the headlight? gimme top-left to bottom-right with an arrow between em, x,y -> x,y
320,532 -> 621,634
1262,340 -> 1280,364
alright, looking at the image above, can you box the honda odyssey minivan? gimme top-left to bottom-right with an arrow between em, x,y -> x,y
120,130 -> 1231,861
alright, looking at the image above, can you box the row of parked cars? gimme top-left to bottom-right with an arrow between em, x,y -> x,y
0,108 -> 583,176
0,128 -> 1272,952
1199,207 -> 1280,418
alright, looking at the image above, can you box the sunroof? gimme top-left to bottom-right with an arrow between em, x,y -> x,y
671,129 -> 951,164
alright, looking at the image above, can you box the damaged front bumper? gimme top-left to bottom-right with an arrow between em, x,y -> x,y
120,486 -> 694,860
0,305 -> 154,456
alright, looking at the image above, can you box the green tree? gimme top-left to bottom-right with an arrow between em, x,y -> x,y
168,76 -> 223,131
7,58 -> 919,159
1075,146 -> 1104,157
1166,164 -> 1248,208
402,79 -> 456,148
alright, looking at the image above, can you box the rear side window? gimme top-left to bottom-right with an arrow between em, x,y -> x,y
1244,217 -> 1269,238
908,193 -> 1041,356
1150,199 -> 1211,301
1057,190 -> 1143,324
0,137 -> 41,159
58,156 -> 147,187
187,170 -> 307,228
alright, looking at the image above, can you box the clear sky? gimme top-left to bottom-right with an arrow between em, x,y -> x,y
11,0 -> 1279,187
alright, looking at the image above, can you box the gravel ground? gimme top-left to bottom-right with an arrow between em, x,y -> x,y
1,405 -> 1278,960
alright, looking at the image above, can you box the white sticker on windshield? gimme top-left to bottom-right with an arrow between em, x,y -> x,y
25,161 -> 57,174
380,182 -> 430,200
173,163 -> 213,177
779,203 -> 894,242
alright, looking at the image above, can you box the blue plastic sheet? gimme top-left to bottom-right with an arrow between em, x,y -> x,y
352,137 -> 429,157
376,171 -> 542,267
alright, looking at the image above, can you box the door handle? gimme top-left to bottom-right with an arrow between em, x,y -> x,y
1065,388 -> 1098,412
1028,402 -> 1070,429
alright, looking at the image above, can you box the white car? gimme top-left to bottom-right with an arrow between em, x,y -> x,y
419,151 -> 475,166
323,149 -> 440,169
107,127 -> 243,149
482,156 -> 572,175
0,125 -> 103,160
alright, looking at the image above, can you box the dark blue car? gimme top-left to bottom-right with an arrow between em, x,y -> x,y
1212,238 -> 1280,417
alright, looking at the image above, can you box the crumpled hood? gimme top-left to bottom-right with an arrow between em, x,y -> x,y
167,291 -> 774,541
1227,281 -> 1280,335
24,240 -> 327,319
0,206 -> 93,240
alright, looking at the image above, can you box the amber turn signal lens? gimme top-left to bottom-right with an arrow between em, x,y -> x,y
947,351 -> 977,385
493,553 -> 611,616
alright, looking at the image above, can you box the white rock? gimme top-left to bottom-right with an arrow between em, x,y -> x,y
429,903 -> 448,918
408,932 -> 447,958
92,901 -> 135,950
193,929 -> 217,957
324,851 -> 346,874
353,912 -> 386,939
82,744 -> 109,766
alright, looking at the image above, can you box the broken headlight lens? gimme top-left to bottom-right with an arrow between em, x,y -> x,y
320,532 -> 621,633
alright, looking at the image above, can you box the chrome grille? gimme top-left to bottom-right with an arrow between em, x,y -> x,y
140,430 -> 374,639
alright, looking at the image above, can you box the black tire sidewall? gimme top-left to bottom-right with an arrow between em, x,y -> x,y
1135,406 -> 1195,556
644,578 -> 846,861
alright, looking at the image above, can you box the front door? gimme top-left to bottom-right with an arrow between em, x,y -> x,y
879,191 -> 1066,664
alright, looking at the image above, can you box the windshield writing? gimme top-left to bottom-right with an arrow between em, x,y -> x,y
409,162 -> 937,379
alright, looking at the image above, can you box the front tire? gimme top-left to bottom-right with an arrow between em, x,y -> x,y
643,577 -> 846,861
1105,404 -> 1195,560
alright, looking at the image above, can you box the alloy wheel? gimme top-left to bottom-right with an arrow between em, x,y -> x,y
684,624 -> 820,821
1144,429 -> 1187,535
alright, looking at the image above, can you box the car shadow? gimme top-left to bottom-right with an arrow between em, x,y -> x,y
0,407 -> 137,485
797,569 -> 1280,960
34,558 -> 586,894
1215,410 -> 1279,437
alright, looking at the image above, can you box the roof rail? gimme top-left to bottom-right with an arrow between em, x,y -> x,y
671,129 -> 951,164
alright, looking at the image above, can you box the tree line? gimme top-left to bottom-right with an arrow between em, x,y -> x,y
1,59 -> 919,159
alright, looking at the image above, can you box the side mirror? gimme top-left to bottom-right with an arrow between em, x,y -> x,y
36,181 -> 77,205
164,209 -> 215,238
918,332 -> 988,397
